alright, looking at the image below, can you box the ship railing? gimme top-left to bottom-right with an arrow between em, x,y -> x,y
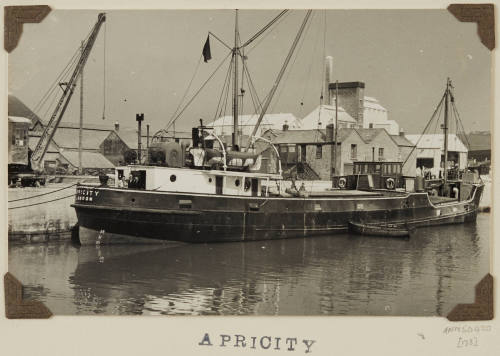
249,135 -> 283,177
200,129 -> 227,171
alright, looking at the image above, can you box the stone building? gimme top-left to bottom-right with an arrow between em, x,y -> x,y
262,125 -> 410,180
262,129 -> 327,179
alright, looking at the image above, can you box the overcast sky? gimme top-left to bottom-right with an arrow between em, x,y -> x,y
8,9 -> 491,135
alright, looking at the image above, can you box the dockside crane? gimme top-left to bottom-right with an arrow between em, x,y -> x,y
30,13 -> 106,173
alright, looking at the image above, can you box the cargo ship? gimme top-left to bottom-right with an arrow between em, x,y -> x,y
72,10 -> 484,245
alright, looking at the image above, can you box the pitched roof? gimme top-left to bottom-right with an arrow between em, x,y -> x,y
264,128 -> 368,144
8,94 -> 43,129
266,129 -> 326,144
114,129 -> 151,149
390,134 -> 415,147
363,96 -> 387,111
336,128 -> 360,143
57,121 -> 112,130
300,105 -> 357,130
59,151 -> 114,169
8,116 -> 32,124
28,133 -> 60,153
52,127 -> 112,150
355,128 -> 386,143
405,134 -> 468,152
208,113 -> 301,129
458,132 -> 491,151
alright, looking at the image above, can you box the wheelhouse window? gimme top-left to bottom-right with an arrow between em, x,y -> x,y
128,170 -> 146,189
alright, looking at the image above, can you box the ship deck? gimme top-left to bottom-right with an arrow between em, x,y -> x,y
428,195 -> 458,205
307,189 -> 384,197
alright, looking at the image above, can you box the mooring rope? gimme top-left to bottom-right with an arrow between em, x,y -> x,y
8,194 -> 76,210
8,183 -> 78,203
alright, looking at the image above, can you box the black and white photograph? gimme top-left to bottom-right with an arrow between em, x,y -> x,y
6,6 -> 492,320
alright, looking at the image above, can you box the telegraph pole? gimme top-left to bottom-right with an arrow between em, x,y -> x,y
443,78 -> 450,185
78,40 -> 84,174
232,9 -> 239,150
332,80 -> 339,177
136,113 -> 144,163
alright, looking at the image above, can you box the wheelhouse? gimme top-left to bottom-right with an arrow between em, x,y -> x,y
334,161 -> 405,190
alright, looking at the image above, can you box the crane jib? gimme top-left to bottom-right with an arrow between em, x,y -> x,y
31,13 -> 106,170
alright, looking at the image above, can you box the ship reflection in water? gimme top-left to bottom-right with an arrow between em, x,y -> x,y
9,214 -> 489,316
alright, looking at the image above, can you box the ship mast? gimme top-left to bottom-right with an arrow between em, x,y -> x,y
245,10 -> 312,149
443,78 -> 450,185
232,10 -> 239,150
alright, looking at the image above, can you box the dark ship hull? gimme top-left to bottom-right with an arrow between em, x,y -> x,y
72,183 -> 483,245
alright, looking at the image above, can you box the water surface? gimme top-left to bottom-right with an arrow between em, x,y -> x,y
9,213 -> 490,316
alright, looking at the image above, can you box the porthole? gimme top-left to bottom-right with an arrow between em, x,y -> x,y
208,178 -> 213,183
170,175 -> 176,182
235,179 -> 241,187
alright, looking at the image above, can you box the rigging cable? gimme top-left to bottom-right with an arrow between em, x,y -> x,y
102,20 -> 107,120
38,50 -> 81,121
214,55 -> 233,119
238,33 -> 245,117
316,10 -> 327,131
242,61 -> 261,116
220,56 -> 234,122
165,51 -> 232,130
8,183 -> 78,203
313,10 -> 328,143
430,94 -> 445,141
429,87 -> 447,153
452,101 -> 471,150
241,10 -> 289,49
8,194 -> 76,210
241,59 -> 263,112
246,11 -> 291,55
246,10 -> 313,148
309,11 -> 329,192
402,92 -> 446,166
169,54 -> 203,125
34,47 -> 80,114
33,24 -> 95,115
270,10 -> 315,115
300,11 -> 321,113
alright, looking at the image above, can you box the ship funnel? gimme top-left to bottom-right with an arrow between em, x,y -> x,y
324,56 -> 333,105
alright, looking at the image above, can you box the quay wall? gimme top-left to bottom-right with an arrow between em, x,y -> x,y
8,184 -> 78,243
479,175 -> 491,212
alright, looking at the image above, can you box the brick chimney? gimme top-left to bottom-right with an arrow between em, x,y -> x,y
282,120 -> 289,131
114,121 -> 120,131
329,81 -> 365,126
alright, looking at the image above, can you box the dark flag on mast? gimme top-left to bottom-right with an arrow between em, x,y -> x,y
202,35 -> 212,62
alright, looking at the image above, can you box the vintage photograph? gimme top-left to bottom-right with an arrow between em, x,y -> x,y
7,8 -> 491,316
